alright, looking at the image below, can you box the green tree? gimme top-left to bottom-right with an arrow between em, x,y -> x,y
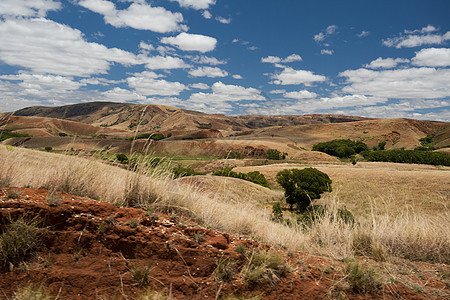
276,168 -> 332,211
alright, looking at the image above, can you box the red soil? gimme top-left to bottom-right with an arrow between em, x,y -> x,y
0,187 -> 446,299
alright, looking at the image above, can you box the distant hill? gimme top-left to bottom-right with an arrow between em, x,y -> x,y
14,101 -> 371,135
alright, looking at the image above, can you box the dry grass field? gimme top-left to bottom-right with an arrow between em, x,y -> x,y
234,162 -> 450,216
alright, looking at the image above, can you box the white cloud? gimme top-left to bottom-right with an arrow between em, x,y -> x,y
127,72 -> 187,96
216,16 -> 231,24
161,32 -> 217,53
232,39 -> 239,43
211,82 -> 263,99
284,90 -> 317,99
0,73 -> 83,95
314,25 -> 338,42
357,30 -> 370,38
202,10 -> 212,19
141,55 -> 190,69
78,0 -> 187,33
261,56 -> 281,64
339,67 -> 450,99
412,48 -> 450,67
169,0 -> 216,10
383,27 -> 450,48
139,41 -> 155,51
405,25 -> 438,34
247,46 -> 259,51
102,87 -> 146,101
271,67 -> 326,85
189,55 -> 226,65
269,89 -> 285,94
261,54 -> 302,64
365,57 -> 409,69
0,0 -> 61,17
188,66 -> 228,77
190,83 -> 209,89
232,74 -> 243,79
0,18 -> 139,77
321,49 -> 334,55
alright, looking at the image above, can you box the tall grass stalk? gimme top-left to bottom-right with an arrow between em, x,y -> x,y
0,145 -> 448,263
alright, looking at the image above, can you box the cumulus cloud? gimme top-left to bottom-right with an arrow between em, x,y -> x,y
202,10 -> 212,19
314,25 -> 338,42
365,57 -> 409,69
261,54 -> 302,64
161,32 -> 217,52
339,67 -> 450,99
0,18 -> 138,77
284,90 -> 317,99
0,73 -> 83,95
102,87 -> 146,101
127,72 -> 187,96
141,55 -> 190,69
0,0 -> 61,17
412,48 -> 450,67
321,49 -> 334,55
269,89 -> 285,94
216,16 -> 231,24
169,0 -> 216,10
271,67 -> 326,85
232,74 -> 243,79
78,0 -> 187,33
188,55 -> 226,65
188,66 -> 228,77
139,41 -> 155,51
383,26 -> 450,48
190,83 -> 209,89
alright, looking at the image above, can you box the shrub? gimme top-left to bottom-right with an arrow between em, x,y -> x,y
276,168 -> 332,211
362,149 -> 450,166
344,260 -> 382,294
44,147 -> 52,152
58,132 -> 67,137
0,216 -> 43,267
115,153 -> 129,164
172,166 -> 203,178
312,139 -> 368,158
128,133 -> 166,141
225,151 -> 245,159
213,167 -> 270,188
265,149 -> 287,160
271,203 -> 284,223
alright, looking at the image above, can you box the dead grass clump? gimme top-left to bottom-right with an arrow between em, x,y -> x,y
7,189 -> 21,199
131,264 -> 151,287
12,284 -> 53,300
343,259 -> 382,294
0,216 -> 43,268
241,248 -> 289,287
213,257 -> 236,283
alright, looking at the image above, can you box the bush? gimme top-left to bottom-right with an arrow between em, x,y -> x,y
115,153 -> 129,164
265,149 -> 287,160
362,149 -> 450,166
225,151 -> 245,159
276,168 -> 332,211
213,167 -> 270,188
44,146 -> 52,152
344,260 -> 382,294
312,139 -> 368,158
172,166 -> 203,178
58,132 -> 67,137
128,133 -> 166,141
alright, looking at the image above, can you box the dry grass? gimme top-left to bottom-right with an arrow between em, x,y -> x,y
1,145 -> 449,264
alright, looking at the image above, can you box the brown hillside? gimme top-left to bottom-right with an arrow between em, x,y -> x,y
0,115 -> 128,138
13,102 -> 371,135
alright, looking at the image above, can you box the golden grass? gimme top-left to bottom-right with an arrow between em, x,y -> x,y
1,145 -> 448,264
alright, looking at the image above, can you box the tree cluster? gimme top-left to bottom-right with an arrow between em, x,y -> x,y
312,139 -> 368,158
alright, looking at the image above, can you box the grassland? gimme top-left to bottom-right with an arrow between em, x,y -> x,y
1,145 -> 448,266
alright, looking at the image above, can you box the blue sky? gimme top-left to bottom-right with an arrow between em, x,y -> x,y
0,0 -> 449,121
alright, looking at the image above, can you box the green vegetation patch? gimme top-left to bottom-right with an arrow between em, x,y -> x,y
0,132 -> 31,141
212,167 -> 270,188
362,149 -> 450,166
312,139 -> 368,158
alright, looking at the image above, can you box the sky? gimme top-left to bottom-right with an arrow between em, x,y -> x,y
0,0 -> 449,121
